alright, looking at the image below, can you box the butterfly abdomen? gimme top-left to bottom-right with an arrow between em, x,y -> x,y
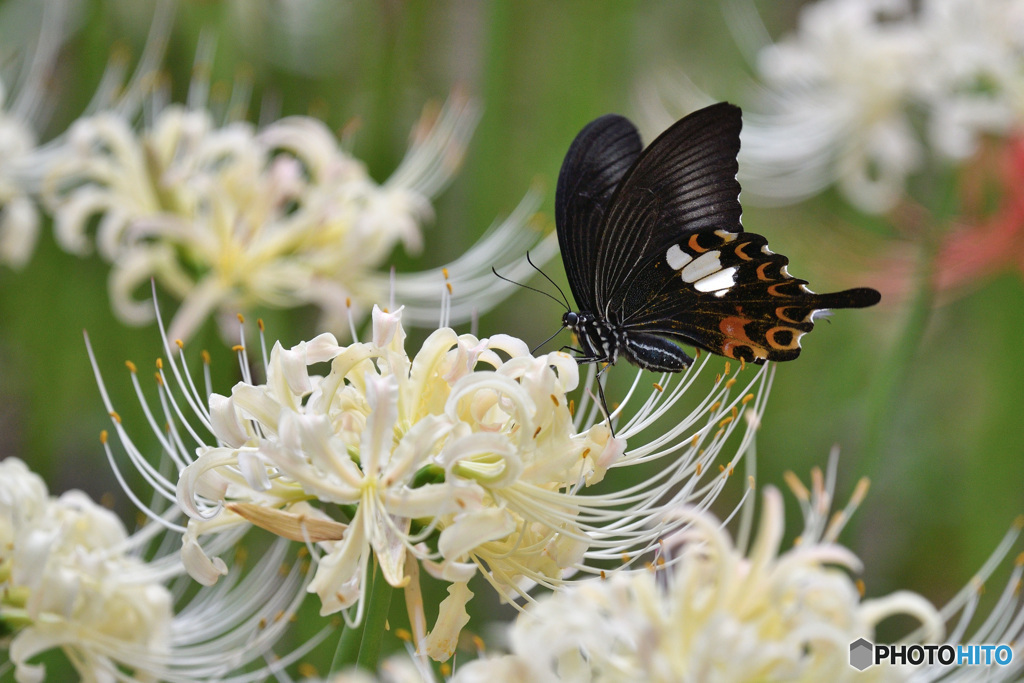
622,332 -> 694,372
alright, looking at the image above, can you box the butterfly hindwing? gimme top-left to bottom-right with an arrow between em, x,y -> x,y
621,230 -> 881,363
555,114 -> 643,313
595,102 -> 743,317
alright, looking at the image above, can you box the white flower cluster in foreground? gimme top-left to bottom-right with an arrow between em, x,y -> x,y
0,457 -> 320,683
356,460 -> 1023,683
44,86 -> 551,343
90,300 -> 770,662
641,0 -> 1024,213
457,486 -> 932,682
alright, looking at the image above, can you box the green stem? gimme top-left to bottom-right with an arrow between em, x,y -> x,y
356,561 -> 395,671
329,559 -> 395,674
331,611 -> 365,674
862,238 -> 937,478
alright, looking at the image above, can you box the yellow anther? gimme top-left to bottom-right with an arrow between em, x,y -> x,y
783,471 -> 810,501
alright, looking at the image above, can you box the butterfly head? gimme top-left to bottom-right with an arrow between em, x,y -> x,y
562,311 -> 581,329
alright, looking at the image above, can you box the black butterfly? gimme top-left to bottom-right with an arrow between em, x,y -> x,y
555,102 -> 880,393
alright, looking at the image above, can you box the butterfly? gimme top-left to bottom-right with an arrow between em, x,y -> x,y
555,102 -> 880,398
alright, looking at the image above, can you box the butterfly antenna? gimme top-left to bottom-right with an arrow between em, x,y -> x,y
526,251 -> 571,311
491,266 -> 568,310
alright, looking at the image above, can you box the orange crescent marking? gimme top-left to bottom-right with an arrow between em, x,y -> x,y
720,317 -> 770,359
756,262 -> 774,281
775,306 -> 801,324
768,283 -> 792,297
688,234 -> 709,253
734,242 -> 754,261
766,326 -> 800,350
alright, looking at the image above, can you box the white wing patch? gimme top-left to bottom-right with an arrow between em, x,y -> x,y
667,245 -> 736,295
695,267 -> 737,293
679,250 -> 722,283
666,244 -> 692,270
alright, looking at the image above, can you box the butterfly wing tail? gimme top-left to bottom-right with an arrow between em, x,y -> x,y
811,287 -> 881,311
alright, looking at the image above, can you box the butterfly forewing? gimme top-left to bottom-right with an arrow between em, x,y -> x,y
555,114 -> 643,313
595,102 -> 743,319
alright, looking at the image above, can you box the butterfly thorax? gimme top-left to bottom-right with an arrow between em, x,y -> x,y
563,310 -> 623,365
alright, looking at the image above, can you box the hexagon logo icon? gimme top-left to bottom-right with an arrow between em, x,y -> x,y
850,638 -> 874,671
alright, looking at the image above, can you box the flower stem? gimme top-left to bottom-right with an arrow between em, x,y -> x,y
357,561 -> 395,671
331,614 -> 365,673
330,560 -> 394,673
862,227 -> 940,478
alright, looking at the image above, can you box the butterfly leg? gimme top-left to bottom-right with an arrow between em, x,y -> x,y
594,365 -> 616,437
570,354 -> 617,436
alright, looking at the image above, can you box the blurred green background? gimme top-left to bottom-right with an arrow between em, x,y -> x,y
2,0 -> 1022,677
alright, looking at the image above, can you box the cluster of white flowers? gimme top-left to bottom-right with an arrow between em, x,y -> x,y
0,457 -> 317,683
399,460 -> 1023,683
0,4 -> 553,341
641,0 -> 1024,213
88,298 -> 770,663
42,88 -> 550,343
0,0 -> 173,268
0,458 -> 172,682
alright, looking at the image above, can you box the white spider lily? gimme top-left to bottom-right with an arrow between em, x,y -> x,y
0,0 -> 172,268
450,456 -> 1024,683
639,0 -> 1024,214
0,457 -> 324,683
44,76 -> 553,342
88,294 -> 769,662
